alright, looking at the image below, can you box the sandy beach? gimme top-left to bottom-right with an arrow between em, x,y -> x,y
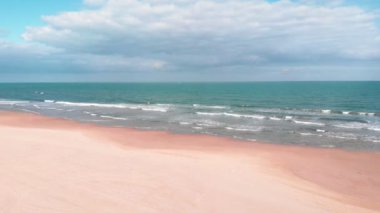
0,111 -> 379,213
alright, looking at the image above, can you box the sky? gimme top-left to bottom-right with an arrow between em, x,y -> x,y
0,0 -> 379,82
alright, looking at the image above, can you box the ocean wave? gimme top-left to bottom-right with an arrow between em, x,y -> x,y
195,120 -> 223,127
225,126 -> 262,132
56,101 -> 127,108
46,107 -> 64,111
179,121 -> 191,125
0,100 -> 30,105
325,133 -> 357,140
55,101 -> 169,112
140,106 -> 168,112
196,112 -> 265,120
196,123 -> 217,127
223,113 -> 265,119
299,132 -> 319,136
368,127 -> 380,132
364,136 -> 380,143
192,126 -> 203,130
196,112 -> 223,116
265,107 -> 379,117
44,100 -> 55,103
269,117 -> 282,121
333,122 -> 367,130
192,104 -> 227,109
100,115 -> 128,121
358,112 -> 376,116
293,120 -> 325,126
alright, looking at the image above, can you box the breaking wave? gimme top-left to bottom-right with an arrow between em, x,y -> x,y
54,101 -> 170,112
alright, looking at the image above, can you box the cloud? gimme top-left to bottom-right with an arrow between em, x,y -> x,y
23,0 -> 380,62
1,0 -> 380,81
0,39 -> 167,77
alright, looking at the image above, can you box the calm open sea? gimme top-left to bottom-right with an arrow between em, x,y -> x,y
0,82 -> 379,150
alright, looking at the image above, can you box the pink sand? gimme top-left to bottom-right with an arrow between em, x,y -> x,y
0,111 -> 379,212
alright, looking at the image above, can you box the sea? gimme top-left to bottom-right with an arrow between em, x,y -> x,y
0,82 -> 379,150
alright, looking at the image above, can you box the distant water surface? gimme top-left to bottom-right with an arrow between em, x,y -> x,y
0,82 -> 379,150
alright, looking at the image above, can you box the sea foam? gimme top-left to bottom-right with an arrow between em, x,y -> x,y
100,115 -> 128,121
196,112 -> 265,120
55,101 -> 169,112
293,120 -> 325,126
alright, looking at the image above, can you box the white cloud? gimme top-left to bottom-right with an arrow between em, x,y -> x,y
22,0 -> 380,64
68,54 -> 168,71
2,0 -> 380,81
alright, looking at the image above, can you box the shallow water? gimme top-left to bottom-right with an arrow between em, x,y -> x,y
0,82 -> 379,150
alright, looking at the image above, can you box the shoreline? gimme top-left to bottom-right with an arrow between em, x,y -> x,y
1,111 -> 379,212
5,107 -> 380,152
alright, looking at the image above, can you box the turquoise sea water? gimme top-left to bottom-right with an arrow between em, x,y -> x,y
0,82 -> 379,150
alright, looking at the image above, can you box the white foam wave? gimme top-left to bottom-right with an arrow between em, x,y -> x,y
224,113 -> 265,120
197,123 -> 216,127
364,136 -> 380,143
100,115 -> 127,120
225,127 -> 262,132
46,107 -> 64,111
322,109 -> 331,114
284,116 -> 293,120
269,117 -> 281,121
368,127 -> 380,132
44,100 -> 54,103
293,120 -> 325,126
196,112 -> 266,120
56,101 -> 125,108
342,111 -> 350,115
140,106 -> 168,112
358,112 -> 376,116
196,112 -> 223,116
179,122 -> 191,125
334,123 -> 367,129
300,132 -> 317,136
55,101 -> 169,112
316,129 -> 326,133
195,120 -> 222,127
0,100 -> 29,105
327,134 -> 357,140
193,104 -> 227,109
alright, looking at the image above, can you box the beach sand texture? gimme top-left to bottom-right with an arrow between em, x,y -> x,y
0,111 -> 379,213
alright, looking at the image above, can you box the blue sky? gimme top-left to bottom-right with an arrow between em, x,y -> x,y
0,0 -> 379,82
0,0 -> 81,41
